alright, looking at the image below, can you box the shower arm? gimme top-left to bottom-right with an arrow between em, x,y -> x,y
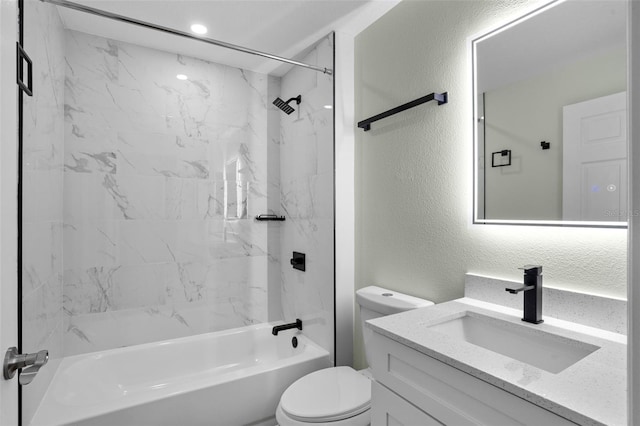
40,0 -> 333,76
285,96 -> 302,105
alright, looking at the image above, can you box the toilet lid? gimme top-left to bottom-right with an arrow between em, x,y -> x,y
280,366 -> 371,423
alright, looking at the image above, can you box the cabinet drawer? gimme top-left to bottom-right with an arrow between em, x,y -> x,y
370,332 -> 577,426
372,381 -> 442,426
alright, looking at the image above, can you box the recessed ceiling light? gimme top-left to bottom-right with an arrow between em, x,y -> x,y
324,105 -> 333,109
176,74 -> 188,80
190,24 -> 208,35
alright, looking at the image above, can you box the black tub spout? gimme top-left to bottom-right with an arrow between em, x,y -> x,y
272,319 -> 302,335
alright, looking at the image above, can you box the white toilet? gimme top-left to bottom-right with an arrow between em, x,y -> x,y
275,286 -> 434,425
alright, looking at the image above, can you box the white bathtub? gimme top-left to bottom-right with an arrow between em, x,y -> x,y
31,323 -> 331,426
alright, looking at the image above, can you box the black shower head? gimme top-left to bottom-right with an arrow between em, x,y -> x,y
273,95 -> 301,115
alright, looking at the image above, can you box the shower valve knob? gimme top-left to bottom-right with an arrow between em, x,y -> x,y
290,252 -> 306,271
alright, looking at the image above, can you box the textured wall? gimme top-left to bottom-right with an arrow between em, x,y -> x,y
354,0 -> 628,368
62,30 -> 273,355
279,35 -> 335,359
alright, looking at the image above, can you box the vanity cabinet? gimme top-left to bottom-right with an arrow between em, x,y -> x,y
369,332 -> 578,426
371,381 -> 442,426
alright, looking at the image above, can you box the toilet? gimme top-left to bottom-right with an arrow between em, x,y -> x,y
275,286 -> 434,425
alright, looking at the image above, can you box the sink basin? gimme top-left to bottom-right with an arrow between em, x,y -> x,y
428,312 -> 600,374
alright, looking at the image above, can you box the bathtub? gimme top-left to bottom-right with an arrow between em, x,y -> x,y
30,323 -> 331,426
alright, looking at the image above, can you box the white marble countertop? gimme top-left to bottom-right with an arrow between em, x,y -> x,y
366,297 -> 627,426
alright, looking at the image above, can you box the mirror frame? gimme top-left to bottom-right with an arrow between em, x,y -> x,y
471,0 -> 628,229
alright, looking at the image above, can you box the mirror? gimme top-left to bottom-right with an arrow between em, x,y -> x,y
473,0 -> 628,226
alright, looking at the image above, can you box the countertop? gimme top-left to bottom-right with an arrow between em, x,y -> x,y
366,297 -> 627,426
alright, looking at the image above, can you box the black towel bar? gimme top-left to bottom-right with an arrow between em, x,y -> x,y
357,92 -> 448,131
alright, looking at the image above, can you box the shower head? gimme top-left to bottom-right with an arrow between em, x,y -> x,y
273,95 -> 301,115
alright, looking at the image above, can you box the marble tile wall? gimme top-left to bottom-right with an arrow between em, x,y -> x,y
21,0 -> 66,423
62,30 -> 275,355
279,35 -> 335,359
267,76 -> 284,321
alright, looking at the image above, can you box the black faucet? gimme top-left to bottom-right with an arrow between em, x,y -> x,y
272,319 -> 302,335
505,265 -> 544,324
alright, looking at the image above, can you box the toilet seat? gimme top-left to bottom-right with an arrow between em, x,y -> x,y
280,366 -> 371,423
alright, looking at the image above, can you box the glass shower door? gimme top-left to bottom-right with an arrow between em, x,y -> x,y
18,0 -> 335,422
20,0 -> 66,423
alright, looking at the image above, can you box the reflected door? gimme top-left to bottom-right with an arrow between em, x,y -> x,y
562,92 -> 627,222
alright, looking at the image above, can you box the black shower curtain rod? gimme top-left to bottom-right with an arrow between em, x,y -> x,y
40,0 -> 333,76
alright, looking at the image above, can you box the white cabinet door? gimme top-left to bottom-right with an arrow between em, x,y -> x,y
371,382 -> 442,426
562,92 -> 627,221
369,332 -> 578,426
0,0 -> 19,424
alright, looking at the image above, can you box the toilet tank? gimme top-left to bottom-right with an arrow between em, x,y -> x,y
356,286 -> 433,366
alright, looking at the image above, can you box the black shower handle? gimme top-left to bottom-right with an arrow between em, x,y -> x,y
290,252 -> 305,271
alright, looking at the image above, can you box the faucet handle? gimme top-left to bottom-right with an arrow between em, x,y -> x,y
19,350 -> 49,385
519,265 -> 542,275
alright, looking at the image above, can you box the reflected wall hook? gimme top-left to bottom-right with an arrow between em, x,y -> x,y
491,149 -> 511,167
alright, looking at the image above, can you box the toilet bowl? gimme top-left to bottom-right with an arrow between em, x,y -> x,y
275,286 -> 433,425
276,367 -> 371,426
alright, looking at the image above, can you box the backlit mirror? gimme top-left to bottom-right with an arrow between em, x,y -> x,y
473,0 -> 628,226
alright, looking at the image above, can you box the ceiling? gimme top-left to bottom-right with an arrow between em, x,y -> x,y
55,0 -> 372,76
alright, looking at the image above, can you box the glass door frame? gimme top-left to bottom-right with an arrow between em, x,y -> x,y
17,0 -> 26,423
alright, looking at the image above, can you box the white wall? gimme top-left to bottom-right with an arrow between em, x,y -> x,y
354,0 -> 628,369
333,0 -> 402,366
